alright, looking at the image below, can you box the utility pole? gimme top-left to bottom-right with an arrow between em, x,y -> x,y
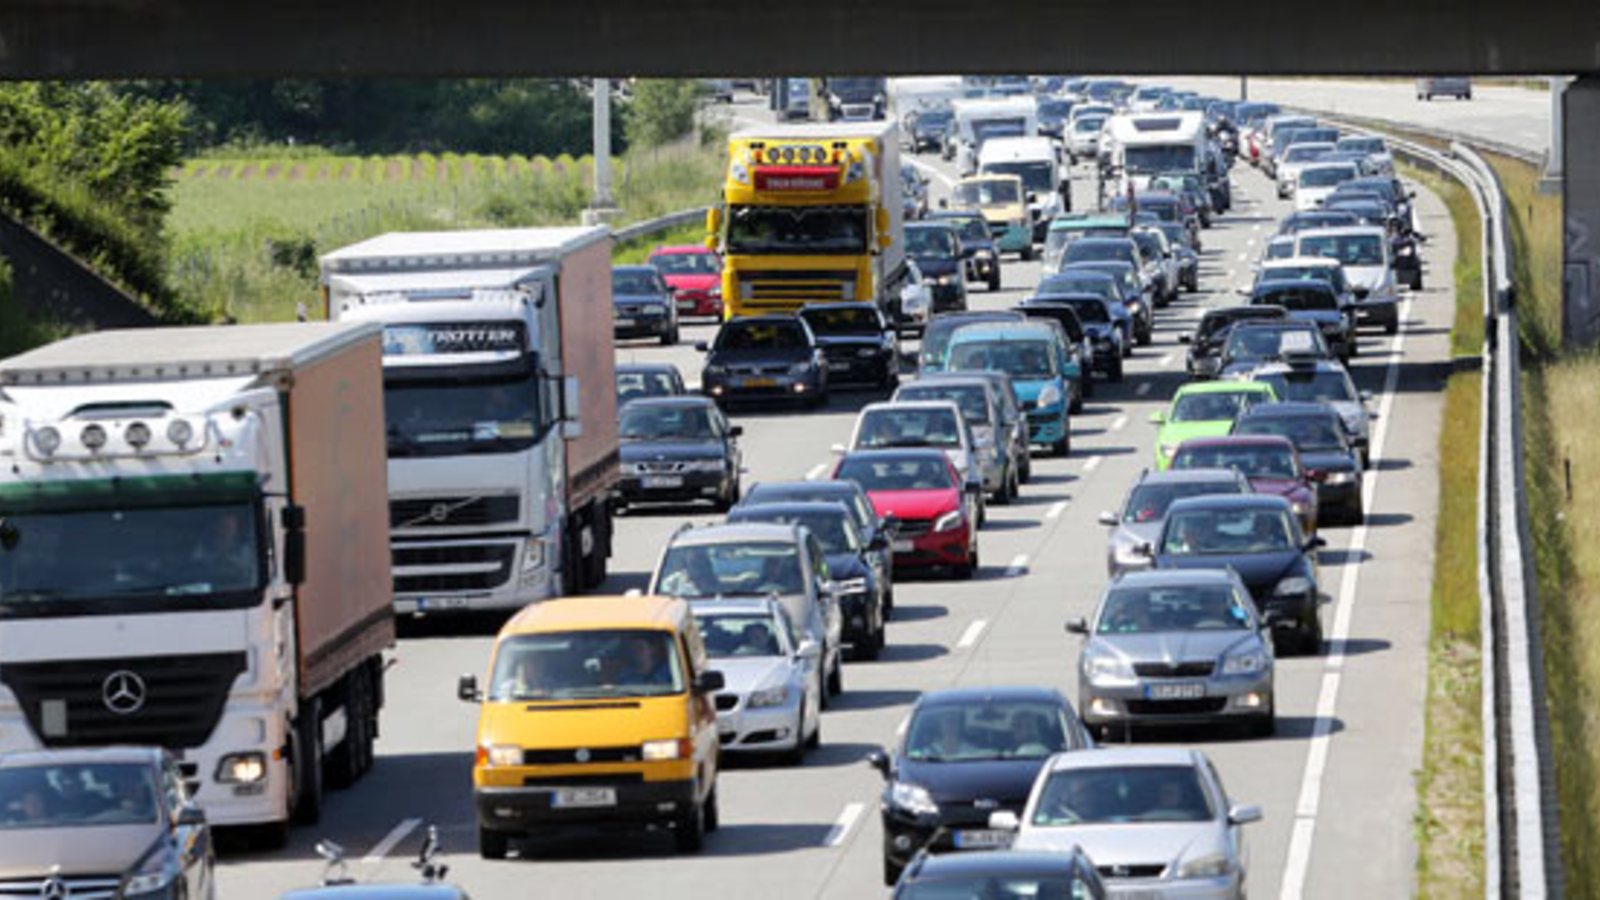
585,78 -> 617,225
1240,76 -> 1249,102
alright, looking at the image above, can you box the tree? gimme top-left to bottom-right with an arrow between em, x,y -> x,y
627,80 -> 700,149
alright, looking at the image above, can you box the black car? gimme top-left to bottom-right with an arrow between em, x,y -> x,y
698,315 -> 828,408
1014,300 -> 1095,402
927,211 -> 1001,291
799,302 -> 900,390
1233,402 -> 1364,525
1152,494 -> 1325,654
612,264 -> 680,345
616,362 -> 687,408
728,501 -> 887,658
741,480 -> 895,614
1024,294 -> 1123,383
1038,269 -> 1135,358
1217,321 -> 1334,377
1250,281 -> 1355,360
617,396 -> 742,512
918,310 -> 1025,372
892,849 -> 1107,898
1181,305 -> 1289,379
868,687 -> 1094,885
905,222 -> 971,312
907,108 -> 954,153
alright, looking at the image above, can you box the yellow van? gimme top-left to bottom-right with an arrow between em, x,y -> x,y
459,595 -> 725,858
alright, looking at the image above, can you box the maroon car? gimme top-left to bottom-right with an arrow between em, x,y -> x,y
1169,434 -> 1321,535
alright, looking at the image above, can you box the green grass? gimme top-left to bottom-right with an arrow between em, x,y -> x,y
0,259 -> 71,358
612,223 -> 706,265
1400,161 -> 1485,357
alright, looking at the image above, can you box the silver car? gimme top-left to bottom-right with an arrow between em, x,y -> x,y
895,376 -> 1017,503
1067,569 -> 1276,738
692,598 -> 824,763
993,747 -> 1262,900
1099,468 -> 1252,576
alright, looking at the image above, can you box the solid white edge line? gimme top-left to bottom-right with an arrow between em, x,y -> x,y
1083,456 -> 1102,473
957,619 -> 988,648
805,463 -> 828,481
1277,290 -> 1412,900
825,803 -> 866,847
363,817 -> 423,864
1046,500 -> 1069,519
1006,553 -> 1029,576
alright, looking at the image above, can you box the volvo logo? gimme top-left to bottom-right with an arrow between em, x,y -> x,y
102,670 -> 147,715
574,748 -> 591,763
39,875 -> 66,900
428,503 -> 452,523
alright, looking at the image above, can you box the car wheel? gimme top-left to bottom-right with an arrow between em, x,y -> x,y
827,656 -> 844,697
1051,433 -> 1070,457
1185,277 -> 1198,294
1019,451 -> 1033,483
674,798 -> 707,853
884,855 -> 905,887
976,493 -> 987,527
1301,616 -> 1325,656
1248,708 -> 1277,738
1109,358 -> 1124,384
1411,271 -> 1424,291
479,827 -> 510,860
807,703 -> 823,749
1347,500 -> 1366,526
661,324 -> 679,347
1020,244 -> 1035,262
1082,375 -> 1094,399
988,271 -> 1002,292
705,786 -> 721,832
1385,318 -> 1400,335
1136,324 -> 1152,347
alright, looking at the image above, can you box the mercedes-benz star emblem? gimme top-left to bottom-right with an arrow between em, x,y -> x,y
102,670 -> 147,715
574,748 -> 591,763
39,875 -> 66,900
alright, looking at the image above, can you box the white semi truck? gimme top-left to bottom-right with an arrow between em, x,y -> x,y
320,227 -> 620,616
0,323 -> 395,844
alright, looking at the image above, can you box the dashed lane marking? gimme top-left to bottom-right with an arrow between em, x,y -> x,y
364,818 -> 422,864
1110,415 -> 1128,432
805,463 -> 828,481
1046,500 -> 1068,519
1005,554 -> 1029,576
1083,456 -> 1102,473
825,803 -> 865,848
957,619 -> 988,648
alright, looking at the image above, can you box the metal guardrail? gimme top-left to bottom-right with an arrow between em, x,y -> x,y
610,207 -> 711,244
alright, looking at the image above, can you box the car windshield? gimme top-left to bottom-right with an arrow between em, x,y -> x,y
1237,415 -> 1346,451
616,370 -> 680,403
613,270 -> 662,295
1338,138 -> 1384,154
1074,116 -> 1107,133
726,205 -> 869,255
836,456 -> 954,492
921,316 -> 1016,367
657,542 -> 805,598
955,179 -> 1021,206
1124,145 -> 1196,174
983,161 -> 1053,193
1299,166 -> 1356,188
0,763 -> 159,829
905,701 -> 1074,762
1132,233 -> 1164,258
1064,242 -> 1132,265
802,306 -> 880,336
899,386 -> 989,426
1046,298 -> 1109,324
1162,507 -> 1297,555
696,612 -> 786,659
900,877 -> 1079,900
1173,443 -> 1297,479
1170,390 -> 1262,423
732,509 -> 857,554
1299,234 -> 1384,266
716,321 -> 809,351
649,252 -> 718,276
1097,583 -> 1252,634
619,404 -> 715,441
1224,327 -> 1323,361
906,228 -> 958,257
940,217 -> 990,243
1122,480 -> 1244,523
1257,287 -> 1337,311
1042,275 -> 1116,304
856,408 -> 963,449
1032,765 -> 1213,826
1284,145 -> 1330,163
489,630 -> 685,701
385,372 -> 542,457
915,110 -> 953,128
1256,371 -> 1357,404
950,339 -> 1057,380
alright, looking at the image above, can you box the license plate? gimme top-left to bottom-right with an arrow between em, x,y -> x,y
739,377 -> 777,388
1110,890 -> 1160,900
893,539 -> 915,553
641,475 -> 684,489
1145,682 -> 1206,700
614,318 -> 635,328
551,787 -> 616,809
415,596 -> 469,611
953,829 -> 1011,849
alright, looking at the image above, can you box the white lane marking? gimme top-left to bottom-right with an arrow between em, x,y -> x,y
363,818 -> 422,863
1110,415 -> 1128,432
1005,554 -> 1029,576
825,803 -> 866,848
1083,456 -> 1102,473
1278,290 -> 1413,900
957,619 -> 988,648
805,463 -> 828,481
1237,253 -> 1249,262
1136,381 -> 1153,397
906,158 -> 957,189
1046,500 -> 1069,519
1246,238 -> 1257,248
1158,353 -> 1175,369
1253,223 -> 1263,232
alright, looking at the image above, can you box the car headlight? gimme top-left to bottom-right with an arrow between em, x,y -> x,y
215,752 -> 268,785
682,458 -> 728,473
123,851 -> 179,897
889,781 -> 940,817
747,685 -> 791,708
642,738 -> 686,761
1274,576 -> 1315,597
789,362 -> 812,375
1177,853 -> 1234,879
1113,538 -> 1147,566
1221,650 -> 1268,676
933,510 -> 965,533
485,744 -> 523,767
1160,442 -> 1178,460
1085,651 -> 1134,685
1036,383 -> 1063,410
1324,470 -> 1356,485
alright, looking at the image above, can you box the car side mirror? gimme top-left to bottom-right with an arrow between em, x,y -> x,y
176,805 -> 207,828
869,532 -> 890,551
695,341 -> 710,353
1097,510 -> 1118,527
1135,541 -> 1155,558
1178,333 -> 1192,344
1360,390 -> 1374,403
457,674 -> 482,703
1148,411 -> 1165,424
797,638 -> 823,660
695,670 -> 726,694
988,810 -> 1021,832
1065,617 -> 1089,635
1308,536 -> 1328,550
1229,804 -> 1264,825
729,425 -> 744,438
867,748 -> 893,778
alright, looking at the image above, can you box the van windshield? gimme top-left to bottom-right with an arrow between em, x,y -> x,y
1124,145 -> 1196,174
982,161 -> 1053,193
489,630 -> 686,701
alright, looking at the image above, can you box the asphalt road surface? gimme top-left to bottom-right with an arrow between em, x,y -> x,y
217,94 -> 1458,899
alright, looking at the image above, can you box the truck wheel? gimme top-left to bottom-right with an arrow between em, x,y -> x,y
479,827 -> 510,860
326,673 -> 365,789
290,700 -> 323,825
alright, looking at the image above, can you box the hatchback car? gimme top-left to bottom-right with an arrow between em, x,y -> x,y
905,223 -> 971,313
945,322 -> 1076,457
868,687 -> 1094,884
1170,435 -> 1321,536
1149,381 -> 1278,470
895,378 -> 1018,503
617,397 -> 742,513
799,302 -> 900,391
918,310 -> 1025,372
1069,569 -> 1275,739
740,479 -> 895,614
1250,358 -> 1374,465
914,370 -> 1032,484
692,597 -> 823,763
647,245 -> 722,318
833,448 -> 980,578
615,362 -> 687,407
1234,402 -> 1364,524
846,400 -> 985,522
612,264 -> 680,345
698,315 -> 828,408
1099,467 -> 1252,576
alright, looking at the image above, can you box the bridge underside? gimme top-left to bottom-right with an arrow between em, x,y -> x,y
0,0 -> 1596,80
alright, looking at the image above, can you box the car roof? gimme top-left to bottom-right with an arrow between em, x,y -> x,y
1167,493 -> 1292,514
1252,358 -> 1346,375
1070,237 -> 1136,248
1111,568 -> 1240,589
650,245 -> 713,255
841,447 -> 952,463
728,501 -> 852,520
908,850 -> 1084,879
1179,434 -> 1296,450
910,372 -> 999,389
863,399 -> 963,415
688,597 -> 783,617
616,361 -> 680,374
1174,380 -> 1275,396
667,522 -> 804,547
502,594 -> 689,635
1135,466 -> 1244,485
0,746 -> 163,769
619,395 -> 716,410
1239,401 -> 1340,419
1045,746 -> 1200,771
947,322 -> 1057,343
612,264 -> 659,274
906,221 -> 959,232
800,301 -> 879,313
1255,280 -> 1338,295
722,314 -> 805,325
749,480 -> 861,497
1263,257 -> 1341,270
1293,225 -> 1387,239
917,685 -> 1064,707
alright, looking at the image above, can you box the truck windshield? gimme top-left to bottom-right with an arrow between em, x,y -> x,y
725,206 -> 869,255
981,161 -> 1053,193
384,371 -> 542,458
1124,145 -> 1196,174
0,503 -> 263,614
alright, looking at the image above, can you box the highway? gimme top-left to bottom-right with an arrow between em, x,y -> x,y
217,94 -> 1458,899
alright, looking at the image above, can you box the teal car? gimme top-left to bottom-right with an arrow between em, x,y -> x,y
1148,381 -> 1279,470
944,322 -> 1072,456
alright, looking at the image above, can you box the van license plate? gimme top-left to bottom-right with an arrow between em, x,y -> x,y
552,787 -> 616,809
1145,682 -> 1205,700
614,318 -> 635,329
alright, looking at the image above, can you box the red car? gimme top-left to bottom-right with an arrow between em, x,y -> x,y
1169,434 -> 1321,535
647,245 -> 723,318
832,448 -> 979,579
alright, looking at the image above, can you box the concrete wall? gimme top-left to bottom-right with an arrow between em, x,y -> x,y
0,213 -> 157,331
1564,76 -> 1600,348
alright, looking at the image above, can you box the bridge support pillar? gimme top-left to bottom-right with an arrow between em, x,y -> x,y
1563,75 -> 1600,347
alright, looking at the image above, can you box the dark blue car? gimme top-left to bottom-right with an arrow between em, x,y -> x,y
612,264 -> 680,345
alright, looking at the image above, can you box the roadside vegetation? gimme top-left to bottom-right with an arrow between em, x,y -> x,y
613,222 -> 706,266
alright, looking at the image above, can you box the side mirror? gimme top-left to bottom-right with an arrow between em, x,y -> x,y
1026,192 -> 1038,203
457,674 -> 482,703
797,638 -> 823,660
1148,411 -> 1165,424
694,341 -> 710,353
1229,804 -> 1264,825
176,805 -> 207,828
868,532 -> 890,551
1360,390 -> 1374,403
867,748 -> 892,778
988,810 -> 1021,832
281,505 -> 307,586
695,670 -> 727,694
1178,333 -> 1192,344
729,425 -> 744,438
1065,617 -> 1089,635
706,206 -> 723,235
1308,536 -> 1328,550
1097,510 -> 1118,527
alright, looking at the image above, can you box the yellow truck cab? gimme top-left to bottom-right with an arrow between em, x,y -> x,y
460,595 -> 725,858
949,174 -> 1034,259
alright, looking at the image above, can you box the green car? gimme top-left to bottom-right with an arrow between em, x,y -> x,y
1148,381 -> 1279,469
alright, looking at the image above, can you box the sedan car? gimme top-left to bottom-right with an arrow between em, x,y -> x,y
698,315 -> 828,408
617,396 -> 742,512
891,849 -> 1107,899
1149,381 -> 1278,470
1234,402 -> 1364,524
799,302 -> 900,391
994,747 -> 1262,899
833,448 -> 980,578
1069,569 -> 1275,739
728,501 -> 888,659
612,264 -> 680,345
616,362 -> 687,407
1181,306 -> 1289,379
867,687 -> 1094,885
692,597 -> 823,763
1099,467 -> 1252,577
0,747 -> 214,900
1151,494 -> 1325,654
1170,435 -> 1320,536
647,245 -> 722,318
905,222 -> 971,313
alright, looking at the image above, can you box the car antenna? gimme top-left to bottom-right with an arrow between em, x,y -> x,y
316,840 -> 354,887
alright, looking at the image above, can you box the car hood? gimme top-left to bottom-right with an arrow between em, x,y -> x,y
709,347 -> 813,366
0,826 -> 159,878
1111,521 -> 1163,550
1007,379 -> 1057,403
711,655 -> 794,696
1247,476 -> 1309,500
1158,550 -> 1304,591
1343,266 -> 1389,291
1328,401 -> 1369,437
813,334 -> 887,351
662,274 -> 719,292
868,487 -> 960,521
620,440 -> 724,462
896,758 -> 1051,807
1089,629 -> 1262,665
1012,821 -> 1224,871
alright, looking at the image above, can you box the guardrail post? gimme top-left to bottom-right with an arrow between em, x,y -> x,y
1561,75 -> 1600,347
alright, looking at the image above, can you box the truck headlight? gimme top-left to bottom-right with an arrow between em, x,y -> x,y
642,739 -> 687,761
216,752 -> 267,785
522,538 -> 547,578
889,781 -> 939,817
486,744 -> 523,767
747,685 -> 790,708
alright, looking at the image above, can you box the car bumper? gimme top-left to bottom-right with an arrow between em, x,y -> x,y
1353,296 -> 1399,324
1316,479 -> 1361,511
964,255 -> 999,281
704,373 -> 823,404
1081,672 -> 1274,727
822,351 -> 896,385
1025,407 -> 1068,444
893,527 -> 973,569
715,695 -> 805,753
475,780 -> 698,832
1103,873 -> 1244,900
674,292 -> 722,317
882,807 -> 1021,867
619,471 -> 729,506
614,314 -> 672,338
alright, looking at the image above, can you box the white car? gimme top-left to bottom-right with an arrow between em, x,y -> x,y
840,399 -> 986,524
1293,162 -> 1360,211
992,747 -> 1262,899
691,598 -> 823,764
1275,142 -> 1337,197
898,260 -> 934,333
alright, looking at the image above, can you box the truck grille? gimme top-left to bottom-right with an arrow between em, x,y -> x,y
393,543 -> 516,593
738,270 -> 857,308
1132,661 -> 1216,678
0,653 -> 247,750
390,495 -> 520,530
0,876 -> 121,900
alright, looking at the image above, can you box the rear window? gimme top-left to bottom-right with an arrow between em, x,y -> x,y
856,407 -> 963,449
1256,288 -> 1337,311
898,385 -> 989,425
1122,479 -> 1244,523
801,306 -> 881,336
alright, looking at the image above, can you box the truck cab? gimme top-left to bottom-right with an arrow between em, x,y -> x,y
1108,111 -> 1208,195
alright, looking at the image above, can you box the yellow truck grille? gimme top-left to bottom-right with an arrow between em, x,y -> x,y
736,270 -> 858,310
